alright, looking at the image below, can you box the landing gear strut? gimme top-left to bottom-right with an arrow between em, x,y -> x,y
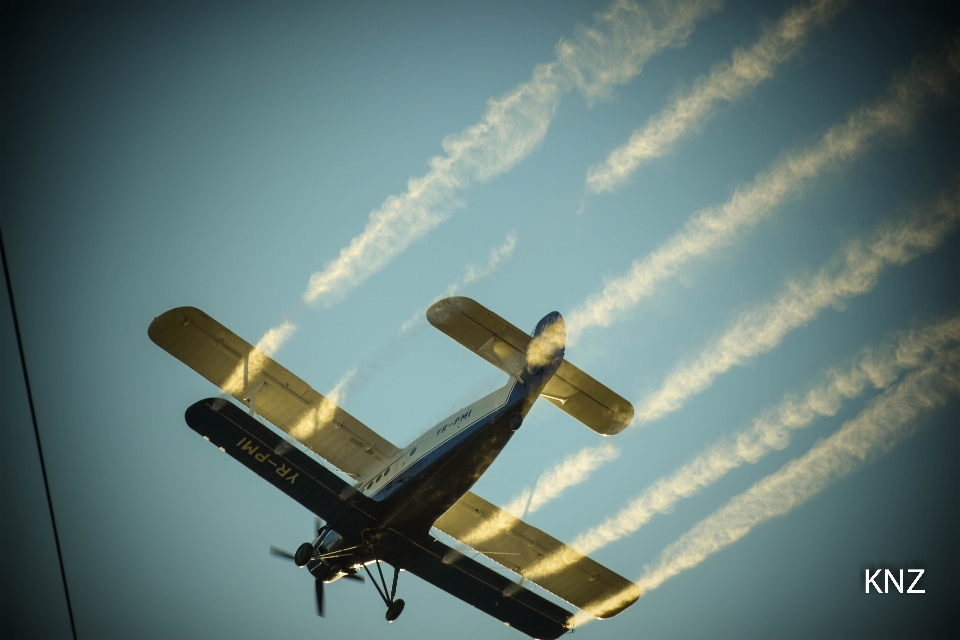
363,558 -> 405,623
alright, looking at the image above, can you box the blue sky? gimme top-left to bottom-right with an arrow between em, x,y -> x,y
2,1 -> 958,638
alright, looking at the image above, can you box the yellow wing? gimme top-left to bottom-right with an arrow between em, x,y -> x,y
435,491 -> 640,618
149,307 -> 398,477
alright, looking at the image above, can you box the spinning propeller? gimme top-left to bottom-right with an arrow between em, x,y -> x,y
269,519 -> 363,617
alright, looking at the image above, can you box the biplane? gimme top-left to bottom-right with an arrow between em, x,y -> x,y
149,297 -> 640,639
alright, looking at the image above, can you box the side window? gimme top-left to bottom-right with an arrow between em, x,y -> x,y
409,447 -> 417,457
375,473 -> 382,483
383,466 -> 390,477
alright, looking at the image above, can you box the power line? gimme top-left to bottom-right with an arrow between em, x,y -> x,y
0,224 -> 79,640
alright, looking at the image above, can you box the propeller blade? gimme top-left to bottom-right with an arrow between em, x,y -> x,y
315,579 -> 325,617
342,573 -> 364,583
270,546 -> 296,561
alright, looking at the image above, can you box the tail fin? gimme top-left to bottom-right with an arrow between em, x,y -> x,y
427,297 -> 633,435
525,311 -> 565,377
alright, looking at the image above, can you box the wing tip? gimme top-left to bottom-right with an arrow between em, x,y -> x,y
588,584 -> 642,619
147,306 -> 204,341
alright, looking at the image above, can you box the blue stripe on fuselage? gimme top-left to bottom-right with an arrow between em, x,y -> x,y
369,380 -> 531,502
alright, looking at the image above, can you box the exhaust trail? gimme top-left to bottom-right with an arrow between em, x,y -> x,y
211,0 -> 722,409
634,349 -> 960,593
301,0 -> 721,308
254,320 -> 297,356
399,231 -> 520,337
523,312 -> 960,582
444,233 -> 518,298
635,181 -> 960,425
399,232 -> 517,335
575,313 -> 960,556
340,231 -> 522,408
571,347 -> 960,623
221,319 -> 298,396
567,42 -> 960,345
287,368 -> 357,442
458,443 -> 620,547
587,0 -> 849,194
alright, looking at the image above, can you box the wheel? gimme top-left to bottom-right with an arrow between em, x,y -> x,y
385,599 -> 405,622
294,542 -> 314,567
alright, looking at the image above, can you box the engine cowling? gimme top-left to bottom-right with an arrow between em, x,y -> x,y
307,529 -> 356,583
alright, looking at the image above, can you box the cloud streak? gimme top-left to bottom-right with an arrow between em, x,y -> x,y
570,312 -> 960,557
221,319 -> 297,396
399,232 -> 519,338
633,348 -> 960,595
587,0 -> 849,193
255,320 -> 297,357
565,347 -> 960,622
523,311 -> 960,583
288,368 -> 357,442
459,443 -> 620,547
302,0 -> 721,307
636,182 -> 960,424
567,44 -> 959,345
445,232 -> 518,298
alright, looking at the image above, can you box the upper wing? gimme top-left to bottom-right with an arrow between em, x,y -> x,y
149,307 -> 398,477
378,534 -> 572,640
426,297 -> 634,435
434,491 -> 641,619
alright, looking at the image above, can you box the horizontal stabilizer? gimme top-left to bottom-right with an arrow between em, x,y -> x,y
149,307 -> 398,477
435,491 -> 641,618
427,297 -> 634,435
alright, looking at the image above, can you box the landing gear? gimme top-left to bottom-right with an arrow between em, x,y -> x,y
385,599 -> 405,622
363,557 -> 406,623
294,542 -> 314,567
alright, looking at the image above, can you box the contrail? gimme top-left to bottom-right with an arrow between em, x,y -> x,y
255,320 -> 297,356
218,233 -> 515,435
569,348 -> 960,623
587,0 -> 849,194
402,231 -> 519,335
523,312 -> 960,582
566,43 -> 959,345
444,233 -> 518,297
221,319 -> 297,395
313,232 -> 522,425
458,443 -> 620,547
572,313 -> 960,556
633,349 -> 960,594
636,182 -> 960,424
288,368 -> 357,442
301,0 -> 721,308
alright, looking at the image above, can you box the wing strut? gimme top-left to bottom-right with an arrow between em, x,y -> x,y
362,558 -> 406,622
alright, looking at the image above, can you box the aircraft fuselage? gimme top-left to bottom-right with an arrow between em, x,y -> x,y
309,312 -> 565,578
